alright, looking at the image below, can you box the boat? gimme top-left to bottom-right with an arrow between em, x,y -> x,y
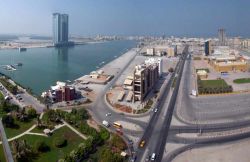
4,65 -> 16,71
16,63 -> 23,66
19,47 -> 27,52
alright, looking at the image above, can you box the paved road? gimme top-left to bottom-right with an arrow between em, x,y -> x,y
133,46 -> 188,162
0,119 -> 14,162
152,46 -> 189,162
0,81 -> 45,113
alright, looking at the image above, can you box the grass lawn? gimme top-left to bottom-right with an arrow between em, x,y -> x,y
0,145 -> 6,162
19,126 -> 85,162
199,79 -> 229,88
30,126 -> 44,134
5,119 -> 35,139
233,78 -> 250,84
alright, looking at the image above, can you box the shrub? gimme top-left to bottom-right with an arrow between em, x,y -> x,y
100,128 -> 110,141
34,141 -> 50,152
27,108 -> 37,118
110,135 -> 127,151
54,137 -> 67,148
168,67 -> 174,73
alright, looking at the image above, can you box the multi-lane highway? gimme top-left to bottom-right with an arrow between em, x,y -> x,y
134,46 -> 189,162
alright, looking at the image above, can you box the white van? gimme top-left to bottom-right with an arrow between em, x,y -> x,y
151,153 -> 156,161
102,120 -> 110,127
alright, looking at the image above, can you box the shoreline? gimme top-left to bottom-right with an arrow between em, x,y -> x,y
0,40 -> 109,50
0,43 -> 137,97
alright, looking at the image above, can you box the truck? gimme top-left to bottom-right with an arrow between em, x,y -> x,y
102,120 -> 110,127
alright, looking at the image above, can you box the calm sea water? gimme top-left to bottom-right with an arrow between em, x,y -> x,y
0,40 -> 136,95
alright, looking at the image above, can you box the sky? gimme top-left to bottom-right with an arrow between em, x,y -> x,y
0,0 -> 249,37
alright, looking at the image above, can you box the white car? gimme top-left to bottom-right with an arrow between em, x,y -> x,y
151,153 -> 156,161
106,113 -> 111,116
154,109 -> 158,113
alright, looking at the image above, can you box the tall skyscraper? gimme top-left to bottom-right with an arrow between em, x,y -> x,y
218,28 -> 226,46
204,40 -> 212,56
53,13 -> 69,46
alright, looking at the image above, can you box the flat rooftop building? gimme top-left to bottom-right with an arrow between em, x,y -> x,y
133,59 -> 159,102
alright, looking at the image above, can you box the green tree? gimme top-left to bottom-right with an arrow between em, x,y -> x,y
11,85 -> 18,95
34,140 -> 50,152
100,127 -> 110,141
168,67 -> 174,73
100,147 -> 124,162
27,108 -> 37,118
2,114 -> 15,127
12,139 -> 34,162
54,137 -> 67,148
110,135 -> 127,151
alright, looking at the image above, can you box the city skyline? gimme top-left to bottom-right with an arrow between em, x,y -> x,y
0,0 -> 250,37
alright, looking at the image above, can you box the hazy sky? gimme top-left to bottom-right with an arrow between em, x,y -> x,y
0,0 -> 249,37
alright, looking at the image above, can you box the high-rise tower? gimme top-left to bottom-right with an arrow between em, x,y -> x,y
218,28 -> 226,46
204,40 -> 212,56
53,13 -> 69,46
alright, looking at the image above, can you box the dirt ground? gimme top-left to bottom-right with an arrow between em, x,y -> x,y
173,138 -> 250,162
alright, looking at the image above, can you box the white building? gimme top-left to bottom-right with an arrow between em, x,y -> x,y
146,48 -> 155,55
145,58 -> 163,76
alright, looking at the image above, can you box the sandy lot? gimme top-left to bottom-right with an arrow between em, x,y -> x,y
173,138 -> 250,162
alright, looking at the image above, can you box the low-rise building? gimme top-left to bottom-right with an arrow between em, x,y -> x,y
146,48 -> 155,55
209,55 -> 248,72
50,81 -> 76,103
197,70 -> 208,79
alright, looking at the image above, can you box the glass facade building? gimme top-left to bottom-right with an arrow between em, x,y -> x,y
53,13 -> 69,46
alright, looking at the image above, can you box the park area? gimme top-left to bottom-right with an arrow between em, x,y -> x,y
198,79 -> 233,94
0,103 -> 128,162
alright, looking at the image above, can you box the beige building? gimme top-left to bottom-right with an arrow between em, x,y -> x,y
167,46 -> 177,57
197,70 -> 208,79
209,55 -> 248,72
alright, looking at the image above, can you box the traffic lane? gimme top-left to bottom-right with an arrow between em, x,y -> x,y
154,48 -> 188,162
135,57 -> 182,161
144,97 -> 173,161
